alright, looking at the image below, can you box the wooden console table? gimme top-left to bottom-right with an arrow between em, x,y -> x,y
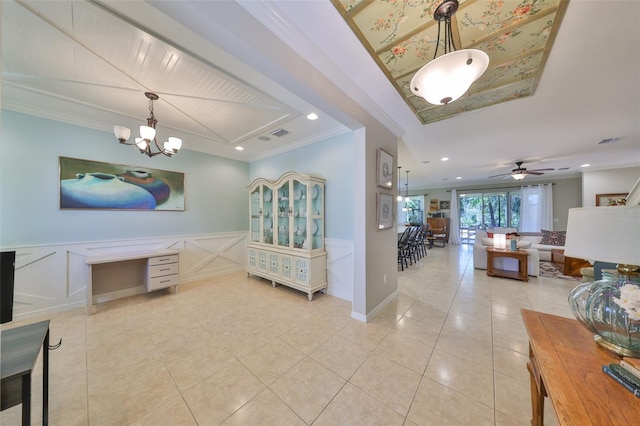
85,249 -> 180,314
521,309 -> 640,426
486,247 -> 528,281
1,320 -> 50,425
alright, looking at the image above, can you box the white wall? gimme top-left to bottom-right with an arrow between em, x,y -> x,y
582,167 -> 640,207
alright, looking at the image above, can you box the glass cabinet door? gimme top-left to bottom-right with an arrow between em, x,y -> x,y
250,187 -> 261,243
291,179 -> 308,249
310,183 -> 324,250
262,186 -> 274,245
276,181 -> 290,248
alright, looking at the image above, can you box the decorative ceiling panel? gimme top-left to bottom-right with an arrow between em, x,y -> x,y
332,0 -> 568,124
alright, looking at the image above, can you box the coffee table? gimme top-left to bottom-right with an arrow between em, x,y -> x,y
486,247 -> 529,281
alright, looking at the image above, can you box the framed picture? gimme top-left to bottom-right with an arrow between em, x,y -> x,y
377,193 -> 393,230
595,193 -> 627,206
439,200 -> 450,209
376,149 -> 394,188
59,156 -> 185,210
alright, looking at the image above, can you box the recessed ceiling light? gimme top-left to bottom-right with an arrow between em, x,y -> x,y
441,157 -> 449,161
581,163 -> 591,168
456,176 -> 462,180
235,146 -> 244,151
306,112 -> 319,120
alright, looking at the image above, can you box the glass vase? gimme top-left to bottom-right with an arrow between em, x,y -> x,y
568,272 -> 640,357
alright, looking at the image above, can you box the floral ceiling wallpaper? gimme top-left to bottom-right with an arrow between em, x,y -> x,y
332,0 -> 568,124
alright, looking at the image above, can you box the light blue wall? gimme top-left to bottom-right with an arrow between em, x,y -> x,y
250,132 -> 354,240
0,110 -> 249,247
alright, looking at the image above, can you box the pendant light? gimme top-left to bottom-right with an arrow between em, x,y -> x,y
405,170 -> 411,202
410,0 -> 489,105
402,170 -> 411,212
397,166 -> 403,201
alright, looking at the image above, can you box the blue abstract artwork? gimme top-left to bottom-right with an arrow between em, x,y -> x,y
59,157 -> 184,210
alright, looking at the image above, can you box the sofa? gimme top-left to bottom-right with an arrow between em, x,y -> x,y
473,228 -> 567,277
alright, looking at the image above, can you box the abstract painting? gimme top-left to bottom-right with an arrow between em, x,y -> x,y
59,157 -> 184,210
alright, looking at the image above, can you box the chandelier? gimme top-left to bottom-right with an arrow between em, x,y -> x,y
113,92 -> 182,157
410,0 -> 489,105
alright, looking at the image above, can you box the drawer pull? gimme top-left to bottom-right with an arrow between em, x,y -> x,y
160,279 -> 171,284
160,268 -> 170,272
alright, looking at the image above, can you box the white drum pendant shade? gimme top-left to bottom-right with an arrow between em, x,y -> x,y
410,49 -> 489,105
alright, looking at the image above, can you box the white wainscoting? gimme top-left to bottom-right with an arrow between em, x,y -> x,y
325,238 -> 354,302
6,234 -> 355,320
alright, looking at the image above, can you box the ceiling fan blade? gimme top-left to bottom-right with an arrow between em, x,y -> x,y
488,173 -> 511,178
527,171 -> 545,175
530,168 -> 554,172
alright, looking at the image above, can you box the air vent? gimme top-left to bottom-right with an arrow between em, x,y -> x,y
599,137 -> 620,144
270,128 -> 289,137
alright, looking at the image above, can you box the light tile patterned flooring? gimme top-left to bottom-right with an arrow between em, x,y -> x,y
1,244 -> 577,425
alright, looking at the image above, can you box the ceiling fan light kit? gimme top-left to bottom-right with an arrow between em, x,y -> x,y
488,161 -> 555,180
410,0 -> 489,105
113,92 -> 182,158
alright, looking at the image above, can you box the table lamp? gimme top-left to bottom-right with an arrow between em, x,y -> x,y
565,205 -> 640,356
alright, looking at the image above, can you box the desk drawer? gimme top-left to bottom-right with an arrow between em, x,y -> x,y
147,273 -> 179,291
149,262 -> 179,278
149,255 -> 178,266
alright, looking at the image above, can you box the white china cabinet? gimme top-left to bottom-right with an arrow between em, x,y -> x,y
247,172 -> 327,300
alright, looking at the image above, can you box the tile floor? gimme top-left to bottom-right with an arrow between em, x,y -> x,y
1,244 -> 578,425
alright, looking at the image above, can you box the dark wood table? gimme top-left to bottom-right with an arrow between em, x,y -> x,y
1,320 -> 50,425
521,309 -> 640,426
551,248 -> 591,277
486,247 -> 528,281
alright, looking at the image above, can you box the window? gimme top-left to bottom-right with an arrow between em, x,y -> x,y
459,189 -> 521,230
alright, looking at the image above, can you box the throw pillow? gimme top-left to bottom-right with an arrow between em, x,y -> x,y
517,240 -> 532,249
481,237 -> 493,246
487,232 -> 494,238
540,229 -> 566,246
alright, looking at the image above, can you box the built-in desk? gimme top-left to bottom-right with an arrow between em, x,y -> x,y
85,249 -> 180,314
1,320 -> 50,426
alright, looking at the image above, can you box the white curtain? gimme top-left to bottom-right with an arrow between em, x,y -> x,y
520,184 -> 553,232
449,190 -> 461,244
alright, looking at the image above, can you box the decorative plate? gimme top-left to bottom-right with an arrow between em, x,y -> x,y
264,191 -> 272,202
294,188 -> 303,200
312,220 -> 318,235
312,185 -> 319,200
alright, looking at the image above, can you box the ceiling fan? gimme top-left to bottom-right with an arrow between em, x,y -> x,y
488,161 -> 554,180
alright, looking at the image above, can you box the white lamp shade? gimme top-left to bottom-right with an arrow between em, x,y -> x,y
134,138 -> 147,150
410,49 -> 489,105
114,125 -> 131,142
512,172 -> 526,180
139,125 -> 156,141
165,137 -> 182,152
493,234 -> 507,250
564,206 -> 640,265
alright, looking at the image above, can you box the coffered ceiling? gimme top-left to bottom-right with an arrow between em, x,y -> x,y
332,0 -> 568,125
